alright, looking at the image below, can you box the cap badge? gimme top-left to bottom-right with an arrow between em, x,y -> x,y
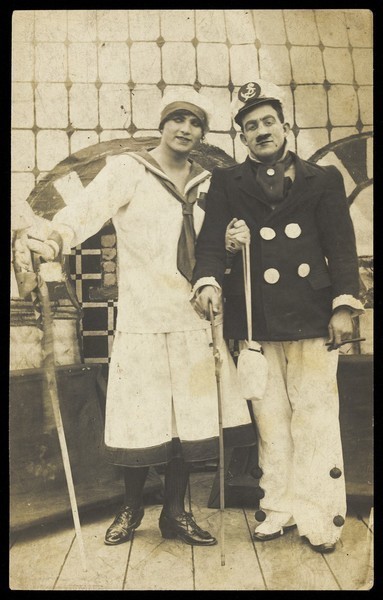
238,82 -> 261,103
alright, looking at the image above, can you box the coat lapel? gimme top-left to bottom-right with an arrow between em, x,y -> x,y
235,154 -> 319,223
266,155 -> 318,222
236,157 -> 271,207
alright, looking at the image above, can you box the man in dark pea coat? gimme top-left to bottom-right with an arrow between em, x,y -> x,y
191,79 -> 364,554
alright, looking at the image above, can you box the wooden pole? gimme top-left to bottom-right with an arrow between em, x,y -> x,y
12,230 -> 87,571
12,231 -> 87,570
35,270 -> 87,572
209,302 -> 225,567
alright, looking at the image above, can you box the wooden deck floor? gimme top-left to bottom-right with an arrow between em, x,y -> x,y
9,472 -> 373,591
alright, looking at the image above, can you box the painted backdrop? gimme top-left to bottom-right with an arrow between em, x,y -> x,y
11,9 -> 373,363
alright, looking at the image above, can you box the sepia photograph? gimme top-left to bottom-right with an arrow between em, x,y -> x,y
9,8 -> 373,591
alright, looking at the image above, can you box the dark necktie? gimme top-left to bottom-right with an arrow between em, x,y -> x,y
177,199 -> 197,282
129,151 -> 201,282
253,152 -> 294,205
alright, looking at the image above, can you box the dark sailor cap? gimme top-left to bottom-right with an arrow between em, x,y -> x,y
231,79 -> 286,126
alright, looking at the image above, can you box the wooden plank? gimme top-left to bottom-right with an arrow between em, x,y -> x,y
9,523 -> 74,590
189,471 -> 217,507
54,508 -> 131,590
190,472 -> 266,590
323,507 -> 374,590
244,508 -> 340,590
361,507 -> 374,590
123,504 -> 194,590
11,471 -> 372,591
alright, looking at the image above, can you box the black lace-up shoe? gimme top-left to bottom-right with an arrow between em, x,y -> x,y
159,510 -> 217,546
104,505 -> 144,546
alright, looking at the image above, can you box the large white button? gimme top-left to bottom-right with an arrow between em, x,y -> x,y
285,223 -> 301,238
298,263 -> 310,277
264,268 -> 280,284
266,168 -> 275,176
260,227 -> 276,240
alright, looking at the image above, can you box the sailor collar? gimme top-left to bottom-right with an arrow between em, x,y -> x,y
128,149 -> 210,199
126,149 -> 210,282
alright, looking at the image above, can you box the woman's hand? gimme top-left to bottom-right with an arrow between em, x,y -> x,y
191,285 -> 222,320
225,218 -> 250,253
26,239 -> 56,261
26,231 -> 63,262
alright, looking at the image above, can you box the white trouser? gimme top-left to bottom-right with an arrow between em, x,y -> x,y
250,338 -> 346,545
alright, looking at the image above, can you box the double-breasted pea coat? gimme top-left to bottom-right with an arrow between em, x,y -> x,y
193,153 -> 361,341
193,151 -> 364,545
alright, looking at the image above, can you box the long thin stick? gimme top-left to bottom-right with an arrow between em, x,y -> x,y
242,243 -> 252,343
36,272 -> 87,572
209,302 -> 225,566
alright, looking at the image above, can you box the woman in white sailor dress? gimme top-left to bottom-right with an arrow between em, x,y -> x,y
38,90 -> 256,546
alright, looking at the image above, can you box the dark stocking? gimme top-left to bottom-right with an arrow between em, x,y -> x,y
123,466 -> 149,509
162,457 -> 191,517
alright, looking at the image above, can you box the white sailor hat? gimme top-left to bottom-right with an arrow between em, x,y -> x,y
231,79 -> 285,127
159,88 -> 213,132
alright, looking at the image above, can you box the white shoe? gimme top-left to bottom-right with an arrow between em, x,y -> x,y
303,537 -> 337,554
254,512 -> 296,541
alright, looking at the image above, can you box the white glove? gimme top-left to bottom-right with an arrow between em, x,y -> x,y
26,230 -> 63,262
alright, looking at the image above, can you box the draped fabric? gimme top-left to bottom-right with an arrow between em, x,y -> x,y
250,151 -> 295,206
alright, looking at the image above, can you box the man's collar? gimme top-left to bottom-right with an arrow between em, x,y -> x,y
248,140 -> 290,165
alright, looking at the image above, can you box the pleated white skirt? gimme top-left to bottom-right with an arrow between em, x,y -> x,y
104,328 -> 255,465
